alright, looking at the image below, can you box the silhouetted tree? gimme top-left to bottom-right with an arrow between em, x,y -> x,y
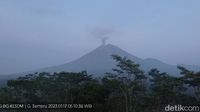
104,55 -> 147,112
0,55 -> 200,112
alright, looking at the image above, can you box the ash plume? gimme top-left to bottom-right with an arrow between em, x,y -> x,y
91,27 -> 113,46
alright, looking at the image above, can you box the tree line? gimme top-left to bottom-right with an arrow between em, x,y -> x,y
0,55 -> 199,112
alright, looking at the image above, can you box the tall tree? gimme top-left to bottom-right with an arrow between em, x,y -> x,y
105,55 -> 147,112
178,66 -> 200,100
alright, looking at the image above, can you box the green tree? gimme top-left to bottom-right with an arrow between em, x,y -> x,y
105,55 -> 147,112
178,66 -> 200,100
148,68 -> 198,112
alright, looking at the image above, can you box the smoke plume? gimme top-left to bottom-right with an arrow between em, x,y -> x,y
91,27 -> 113,46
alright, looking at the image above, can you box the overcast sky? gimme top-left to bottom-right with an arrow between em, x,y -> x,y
0,0 -> 200,74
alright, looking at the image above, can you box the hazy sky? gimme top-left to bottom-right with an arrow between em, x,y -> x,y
0,0 -> 200,74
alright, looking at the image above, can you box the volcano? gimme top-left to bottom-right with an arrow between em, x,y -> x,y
30,44 -> 181,76
1,44 -> 200,81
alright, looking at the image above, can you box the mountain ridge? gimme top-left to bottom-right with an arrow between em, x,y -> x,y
17,44 -> 194,76
1,44 -> 200,80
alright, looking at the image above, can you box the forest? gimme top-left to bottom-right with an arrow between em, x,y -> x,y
0,55 -> 199,112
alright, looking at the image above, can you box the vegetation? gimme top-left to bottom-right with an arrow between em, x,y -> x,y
0,55 -> 199,112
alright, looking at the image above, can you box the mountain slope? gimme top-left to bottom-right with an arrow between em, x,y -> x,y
36,44 -> 143,76
34,44 -> 182,76
1,44 -> 200,81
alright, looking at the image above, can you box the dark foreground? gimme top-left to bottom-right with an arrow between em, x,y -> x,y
0,55 -> 199,112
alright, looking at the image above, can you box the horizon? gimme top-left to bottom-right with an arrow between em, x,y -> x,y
0,0 -> 200,74
0,43 -> 198,75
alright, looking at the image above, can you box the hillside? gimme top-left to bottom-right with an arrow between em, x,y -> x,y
0,44 -> 200,82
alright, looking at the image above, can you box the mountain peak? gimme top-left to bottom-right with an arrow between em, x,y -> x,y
99,44 -> 117,48
96,44 -> 125,52
104,44 -> 119,48
12,44 -> 195,77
